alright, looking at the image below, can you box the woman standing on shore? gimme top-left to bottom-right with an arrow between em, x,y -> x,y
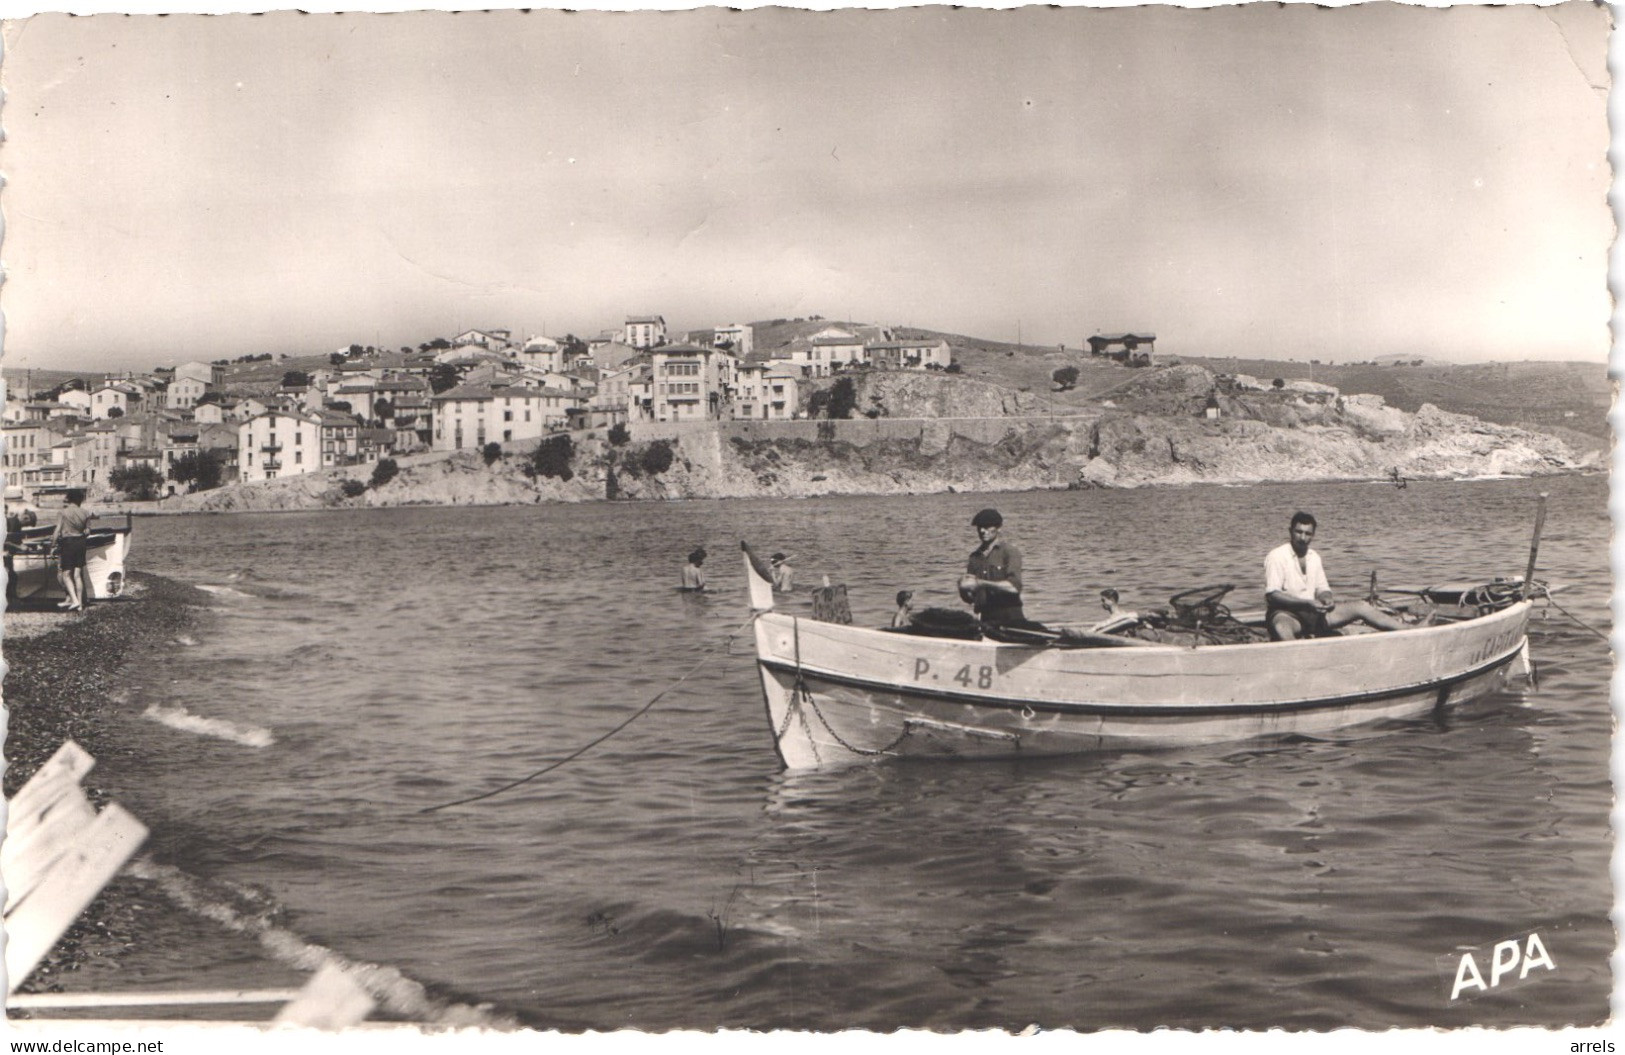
52,488 -> 94,611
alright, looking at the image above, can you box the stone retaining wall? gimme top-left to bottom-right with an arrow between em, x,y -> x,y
629,415 -> 1098,448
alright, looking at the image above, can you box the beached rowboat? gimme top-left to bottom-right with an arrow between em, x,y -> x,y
9,517 -> 134,603
741,544 -> 1534,769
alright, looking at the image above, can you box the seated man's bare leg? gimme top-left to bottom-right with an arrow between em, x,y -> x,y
1269,611 -> 1304,640
1325,599 -> 1407,632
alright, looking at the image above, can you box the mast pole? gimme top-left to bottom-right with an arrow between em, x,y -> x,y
1521,493 -> 1549,600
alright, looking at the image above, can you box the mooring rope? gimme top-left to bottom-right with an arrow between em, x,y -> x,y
1538,592 -> 1611,644
419,613 -> 759,814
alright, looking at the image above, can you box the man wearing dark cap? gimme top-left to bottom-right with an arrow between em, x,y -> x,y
959,508 -> 1025,626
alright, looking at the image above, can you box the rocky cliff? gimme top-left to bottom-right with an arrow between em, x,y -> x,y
150,365 -> 1598,514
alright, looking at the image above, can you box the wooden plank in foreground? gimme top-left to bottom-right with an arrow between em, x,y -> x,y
7,741 -> 95,840
5,803 -> 148,993
272,963 -> 377,1029
9,989 -> 304,1010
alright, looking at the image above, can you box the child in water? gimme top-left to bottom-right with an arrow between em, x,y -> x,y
891,590 -> 914,628
680,548 -> 707,591
770,552 -> 795,593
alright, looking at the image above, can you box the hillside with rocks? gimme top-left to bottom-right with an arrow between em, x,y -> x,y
145,363 -> 1597,514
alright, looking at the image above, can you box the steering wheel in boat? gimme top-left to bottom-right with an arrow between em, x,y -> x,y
1169,583 -> 1235,611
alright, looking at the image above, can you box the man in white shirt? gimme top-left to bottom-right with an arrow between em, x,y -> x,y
1265,512 -> 1405,640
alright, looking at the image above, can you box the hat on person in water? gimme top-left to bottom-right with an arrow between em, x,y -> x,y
971,508 -> 1003,528
689,547 -> 707,564
771,552 -> 789,564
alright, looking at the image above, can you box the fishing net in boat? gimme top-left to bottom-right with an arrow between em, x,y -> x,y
899,607 -> 984,639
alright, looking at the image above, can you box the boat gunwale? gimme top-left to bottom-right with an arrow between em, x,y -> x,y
753,598 -> 1531,659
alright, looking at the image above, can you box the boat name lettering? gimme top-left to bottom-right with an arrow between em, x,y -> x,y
1468,628 -> 1521,667
912,658 -> 995,690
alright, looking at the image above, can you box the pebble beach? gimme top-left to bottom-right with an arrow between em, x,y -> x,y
4,574 -> 310,1017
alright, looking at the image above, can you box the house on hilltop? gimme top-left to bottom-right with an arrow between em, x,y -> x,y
1088,333 -> 1158,366
866,338 -> 952,371
452,328 -> 514,351
174,361 -> 225,387
166,374 -> 211,411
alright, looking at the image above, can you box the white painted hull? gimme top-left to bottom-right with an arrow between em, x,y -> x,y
750,600 -> 1531,769
10,527 -> 133,602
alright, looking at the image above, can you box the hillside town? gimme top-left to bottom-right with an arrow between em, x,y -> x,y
2,316 -> 955,502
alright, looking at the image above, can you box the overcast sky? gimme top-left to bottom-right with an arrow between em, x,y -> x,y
0,2 -> 1611,373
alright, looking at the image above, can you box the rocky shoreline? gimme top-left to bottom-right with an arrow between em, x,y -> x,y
90,367 -> 1603,517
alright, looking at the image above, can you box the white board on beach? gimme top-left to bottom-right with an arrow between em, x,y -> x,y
3,740 -> 149,993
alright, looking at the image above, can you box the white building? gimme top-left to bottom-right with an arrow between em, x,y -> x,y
238,410 -> 321,483
787,335 -> 864,378
167,375 -> 210,410
519,336 -> 565,373
648,345 -> 738,422
730,362 -> 799,420
623,315 -> 668,350
89,383 -> 141,420
237,410 -> 363,482
865,338 -> 952,370
58,388 -> 93,415
174,361 -> 225,387
430,382 -> 580,451
193,401 -> 231,425
712,323 -> 755,358
452,328 -> 514,351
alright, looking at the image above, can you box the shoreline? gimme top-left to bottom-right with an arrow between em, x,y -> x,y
3,574 -> 314,1011
4,576 -> 520,1027
95,463 -> 1604,519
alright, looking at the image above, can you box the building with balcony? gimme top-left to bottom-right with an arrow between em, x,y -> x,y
648,345 -> 738,422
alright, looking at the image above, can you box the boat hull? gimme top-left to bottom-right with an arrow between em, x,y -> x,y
752,602 -> 1532,769
9,527 -> 133,602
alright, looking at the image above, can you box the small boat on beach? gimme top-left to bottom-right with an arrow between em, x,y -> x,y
740,542 -> 1539,770
8,516 -> 134,604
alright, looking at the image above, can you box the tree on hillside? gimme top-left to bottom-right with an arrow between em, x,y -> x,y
482,441 -> 503,466
827,377 -> 858,420
370,458 -> 399,488
109,464 -> 164,501
607,422 -> 631,447
348,344 -> 365,357
1052,366 -> 1080,391
282,370 -> 311,388
428,364 -> 460,394
639,440 -> 674,475
373,398 -> 393,422
106,406 -> 124,419
170,449 -> 225,492
525,434 -> 575,482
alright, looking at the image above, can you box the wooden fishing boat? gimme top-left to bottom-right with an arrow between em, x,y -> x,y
8,516 -> 134,603
740,545 -> 1537,770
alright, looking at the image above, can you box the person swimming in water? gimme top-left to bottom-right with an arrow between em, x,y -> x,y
680,547 -> 708,591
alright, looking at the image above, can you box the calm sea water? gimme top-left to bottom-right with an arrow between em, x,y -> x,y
99,475 -> 1611,1029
